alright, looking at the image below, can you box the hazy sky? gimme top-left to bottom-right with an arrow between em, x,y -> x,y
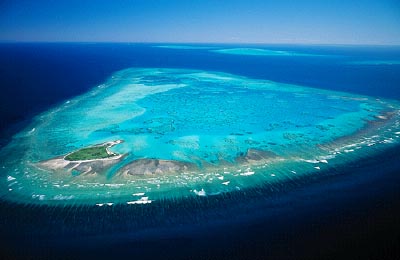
0,0 -> 399,45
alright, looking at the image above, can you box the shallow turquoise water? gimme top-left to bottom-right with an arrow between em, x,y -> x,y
1,68 -> 400,205
212,47 -> 328,57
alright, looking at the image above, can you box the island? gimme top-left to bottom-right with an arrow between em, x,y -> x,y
37,140 -> 124,176
65,140 -> 123,161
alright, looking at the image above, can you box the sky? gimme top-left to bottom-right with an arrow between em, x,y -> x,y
0,0 -> 399,45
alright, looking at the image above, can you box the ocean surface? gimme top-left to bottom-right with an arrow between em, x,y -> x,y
0,43 -> 400,259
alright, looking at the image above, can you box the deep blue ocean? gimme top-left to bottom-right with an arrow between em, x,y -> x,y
0,43 -> 399,259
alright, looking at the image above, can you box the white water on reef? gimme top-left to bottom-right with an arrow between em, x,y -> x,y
1,68 -> 400,205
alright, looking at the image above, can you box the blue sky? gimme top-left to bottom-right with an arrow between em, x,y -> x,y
0,0 -> 399,44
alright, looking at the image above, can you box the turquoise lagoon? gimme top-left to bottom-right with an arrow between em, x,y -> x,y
1,68 -> 400,205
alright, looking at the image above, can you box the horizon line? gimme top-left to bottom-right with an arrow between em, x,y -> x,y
1,40 -> 400,47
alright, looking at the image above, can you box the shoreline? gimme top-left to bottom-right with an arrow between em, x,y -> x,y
36,140 -> 125,176
63,139 -> 124,162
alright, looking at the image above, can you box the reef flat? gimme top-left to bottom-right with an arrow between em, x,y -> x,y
1,68 -> 399,205
211,47 -> 328,57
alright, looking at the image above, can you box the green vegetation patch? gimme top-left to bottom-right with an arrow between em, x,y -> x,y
65,146 -> 115,161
